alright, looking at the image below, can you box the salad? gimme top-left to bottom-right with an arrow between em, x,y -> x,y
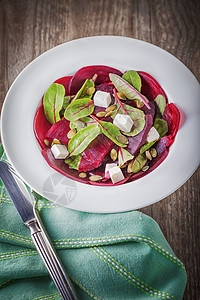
34,65 -> 180,186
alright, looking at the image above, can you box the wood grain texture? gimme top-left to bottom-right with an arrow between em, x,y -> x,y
0,0 -> 199,299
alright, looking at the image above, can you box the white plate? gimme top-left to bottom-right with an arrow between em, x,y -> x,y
1,36 -> 200,213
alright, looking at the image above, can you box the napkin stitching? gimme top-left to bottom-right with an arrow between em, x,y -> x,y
0,249 -> 38,260
32,292 -> 61,299
92,246 -> 175,300
0,229 -> 33,245
53,235 -> 184,271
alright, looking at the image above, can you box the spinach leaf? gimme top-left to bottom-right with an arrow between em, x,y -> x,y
118,148 -> 134,167
43,83 -> 65,124
112,104 -> 145,136
91,115 -> 126,147
154,118 -> 168,138
64,98 -> 95,121
122,70 -> 141,91
109,73 -> 151,109
140,141 -> 156,154
68,124 -> 101,156
72,79 -> 95,102
127,154 -> 147,173
65,154 -> 82,170
155,94 -> 166,115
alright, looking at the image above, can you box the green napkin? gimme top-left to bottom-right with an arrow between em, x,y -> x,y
0,146 -> 187,300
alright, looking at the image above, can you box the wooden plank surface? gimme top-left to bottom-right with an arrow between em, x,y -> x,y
0,0 -> 199,298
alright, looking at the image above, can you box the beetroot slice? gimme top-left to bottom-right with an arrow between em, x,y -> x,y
138,71 -> 168,102
127,114 -> 153,156
33,104 -> 52,149
68,65 -> 122,95
78,134 -> 114,172
95,83 -> 115,94
163,103 -> 180,142
45,118 -> 71,144
54,76 -> 72,95
42,148 -> 88,184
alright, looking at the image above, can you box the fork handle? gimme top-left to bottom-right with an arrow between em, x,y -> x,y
26,219 -> 77,300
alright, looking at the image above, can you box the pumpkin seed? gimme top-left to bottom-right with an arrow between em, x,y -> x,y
150,148 -> 157,158
117,92 -> 126,100
87,86 -> 95,95
44,139 -> 50,147
67,129 -> 77,139
105,111 -> 113,117
136,100 -> 144,108
79,172 -> 87,178
89,175 -> 102,182
127,162 -> 133,173
96,111 -> 106,118
110,148 -> 118,161
53,138 -> 61,144
105,104 -> 116,112
145,150 -> 152,160
116,134 -> 128,145
142,165 -> 149,172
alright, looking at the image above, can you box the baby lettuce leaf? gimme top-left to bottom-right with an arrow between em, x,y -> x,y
72,79 -> 95,102
128,154 -> 147,173
154,118 -> 168,138
43,83 -> 65,124
118,148 -> 134,167
140,141 -> 156,154
112,104 -> 145,136
155,94 -> 166,115
65,154 -> 82,170
68,124 -> 101,156
122,70 -> 141,92
109,73 -> 151,109
64,98 -> 95,121
91,115 -> 126,147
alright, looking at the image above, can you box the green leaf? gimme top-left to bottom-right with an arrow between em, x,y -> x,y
155,95 -> 166,115
118,148 -> 134,167
72,79 -> 95,102
68,124 -> 101,156
112,104 -> 145,136
100,121 -> 127,147
128,154 -> 147,173
140,141 -> 156,154
63,96 -> 72,109
64,98 -> 95,121
122,70 -> 141,92
154,118 -> 168,138
43,83 -> 65,124
109,73 -> 151,109
65,154 -> 82,170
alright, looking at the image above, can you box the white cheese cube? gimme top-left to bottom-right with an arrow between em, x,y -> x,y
51,144 -> 69,159
113,114 -> 134,133
109,166 -> 125,184
146,127 -> 160,143
105,163 -> 118,178
93,90 -> 112,108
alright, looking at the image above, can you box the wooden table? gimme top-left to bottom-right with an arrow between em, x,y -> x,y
0,0 -> 199,299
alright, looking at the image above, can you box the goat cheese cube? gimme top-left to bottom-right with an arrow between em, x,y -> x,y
105,163 -> 118,178
109,166 -> 125,184
146,127 -> 160,143
93,90 -> 112,108
113,114 -> 134,133
51,144 -> 69,159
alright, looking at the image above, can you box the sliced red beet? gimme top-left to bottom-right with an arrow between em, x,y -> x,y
95,83 -> 115,94
78,134 -> 114,172
54,76 -> 72,95
68,65 -> 122,95
163,103 -> 180,142
138,71 -> 168,102
127,114 -> 153,156
33,104 -> 52,149
42,148 -> 88,184
45,118 -> 71,144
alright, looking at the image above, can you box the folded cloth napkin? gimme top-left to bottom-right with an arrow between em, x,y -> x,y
0,146 -> 187,300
